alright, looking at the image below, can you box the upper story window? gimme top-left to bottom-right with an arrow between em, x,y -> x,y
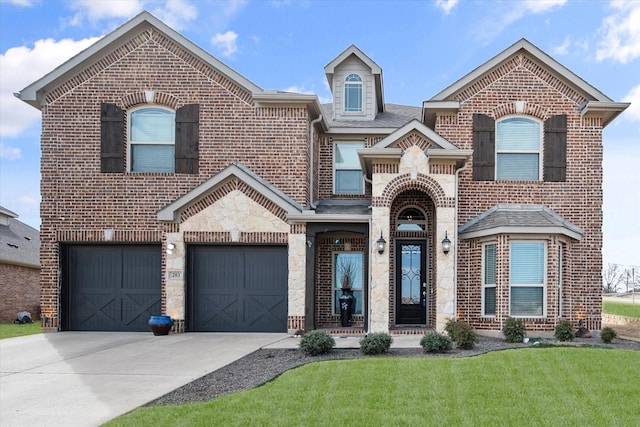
129,107 -> 176,172
496,117 -> 541,180
472,114 -> 566,182
334,142 -> 364,194
344,73 -> 363,113
397,207 -> 427,231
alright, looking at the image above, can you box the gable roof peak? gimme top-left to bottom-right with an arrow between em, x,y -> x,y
17,10 -> 262,109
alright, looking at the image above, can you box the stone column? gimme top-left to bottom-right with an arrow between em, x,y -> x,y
165,231 -> 185,321
435,207 -> 456,331
369,206 -> 390,332
288,233 -> 306,333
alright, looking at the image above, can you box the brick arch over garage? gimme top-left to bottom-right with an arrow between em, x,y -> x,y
374,174 -> 454,208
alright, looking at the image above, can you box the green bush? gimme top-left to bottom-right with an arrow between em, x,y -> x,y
420,332 -> 452,353
360,332 -> 393,355
502,317 -> 526,343
555,320 -> 575,342
299,331 -> 335,355
600,327 -> 617,344
455,326 -> 478,350
444,319 -> 477,349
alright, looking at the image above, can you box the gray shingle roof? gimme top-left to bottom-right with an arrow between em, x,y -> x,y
321,103 -> 421,129
314,199 -> 372,215
0,207 -> 40,268
458,204 -> 584,240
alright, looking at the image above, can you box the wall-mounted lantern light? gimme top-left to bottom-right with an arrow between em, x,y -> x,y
166,243 -> 176,255
376,232 -> 386,255
442,231 -> 451,255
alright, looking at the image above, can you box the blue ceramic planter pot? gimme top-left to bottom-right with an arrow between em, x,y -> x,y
148,315 -> 174,336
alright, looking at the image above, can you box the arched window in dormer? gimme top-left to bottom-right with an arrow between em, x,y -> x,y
344,73 -> 363,113
397,207 -> 427,231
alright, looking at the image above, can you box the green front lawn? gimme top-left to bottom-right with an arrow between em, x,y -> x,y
106,348 -> 640,426
603,300 -> 640,318
0,321 -> 41,340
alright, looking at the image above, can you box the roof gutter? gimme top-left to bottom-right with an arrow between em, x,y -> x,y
309,114 -> 323,209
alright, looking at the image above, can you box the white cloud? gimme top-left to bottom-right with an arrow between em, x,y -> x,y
434,0 -> 458,15
552,36 -> 572,55
0,143 -> 21,160
67,0 -> 144,25
0,36 -> 99,137
151,0 -> 198,31
0,0 -> 35,6
596,0 -> 640,63
622,83 -> 640,122
473,0 -> 567,44
211,31 -> 238,57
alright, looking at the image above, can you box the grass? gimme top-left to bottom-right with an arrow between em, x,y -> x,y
106,348 -> 640,426
603,300 -> 640,318
0,321 -> 41,340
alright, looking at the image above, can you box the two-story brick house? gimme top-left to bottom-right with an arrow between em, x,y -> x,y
18,12 -> 628,334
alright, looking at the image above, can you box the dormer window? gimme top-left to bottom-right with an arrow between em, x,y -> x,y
344,73 -> 363,113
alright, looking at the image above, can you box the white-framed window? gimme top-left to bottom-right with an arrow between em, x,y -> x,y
128,106 -> 175,172
397,207 -> 427,231
510,241 -> 546,317
334,142 -> 364,194
333,252 -> 363,315
496,116 -> 541,180
482,242 -> 497,316
344,73 -> 363,113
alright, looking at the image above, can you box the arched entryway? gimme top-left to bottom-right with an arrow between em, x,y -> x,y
389,190 -> 436,328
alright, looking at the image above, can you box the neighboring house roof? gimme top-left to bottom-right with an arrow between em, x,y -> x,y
423,38 -> 629,127
17,11 -> 263,109
458,204 -> 585,240
157,161 -> 304,222
324,44 -> 385,112
321,103 -> 421,132
0,206 -> 40,268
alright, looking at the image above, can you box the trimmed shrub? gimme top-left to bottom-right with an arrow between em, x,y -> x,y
455,326 -> 478,350
502,317 -> 526,343
600,327 -> 617,344
420,332 -> 452,353
360,332 -> 393,355
299,330 -> 335,355
555,320 -> 575,342
444,319 -> 477,349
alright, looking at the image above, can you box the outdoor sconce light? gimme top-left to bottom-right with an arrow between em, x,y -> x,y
442,231 -> 451,255
166,243 -> 176,255
376,232 -> 387,255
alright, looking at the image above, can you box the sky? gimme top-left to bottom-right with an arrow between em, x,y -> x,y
0,0 -> 638,270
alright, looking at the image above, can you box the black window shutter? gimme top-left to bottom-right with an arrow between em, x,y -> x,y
100,103 -> 124,173
472,113 -> 495,181
543,115 -> 567,182
175,104 -> 199,174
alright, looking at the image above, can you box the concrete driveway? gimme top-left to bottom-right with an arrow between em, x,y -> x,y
0,331 -> 289,426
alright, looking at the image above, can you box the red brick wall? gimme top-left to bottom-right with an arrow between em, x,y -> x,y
0,263 -> 40,321
314,236 -> 366,328
38,28 -> 311,327
440,54 -> 603,330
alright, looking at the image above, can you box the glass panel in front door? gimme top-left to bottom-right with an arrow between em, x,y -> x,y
396,241 -> 427,325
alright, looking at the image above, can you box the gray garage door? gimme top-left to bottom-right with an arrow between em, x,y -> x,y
188,245 -> 288,332
64,245 -> 161,331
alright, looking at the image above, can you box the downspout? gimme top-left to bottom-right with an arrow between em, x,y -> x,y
309,114 -> 323,209
453,161 -> 469,322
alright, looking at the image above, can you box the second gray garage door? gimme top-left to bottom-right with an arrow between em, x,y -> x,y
188,245 -> 288,332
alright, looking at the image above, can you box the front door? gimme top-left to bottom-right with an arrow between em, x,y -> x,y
396,241 -> 427,325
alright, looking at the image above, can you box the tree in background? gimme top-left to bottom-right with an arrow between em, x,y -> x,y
602,263 -> 623,293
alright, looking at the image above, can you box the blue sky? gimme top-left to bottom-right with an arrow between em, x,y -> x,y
0,0 -> 638,269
